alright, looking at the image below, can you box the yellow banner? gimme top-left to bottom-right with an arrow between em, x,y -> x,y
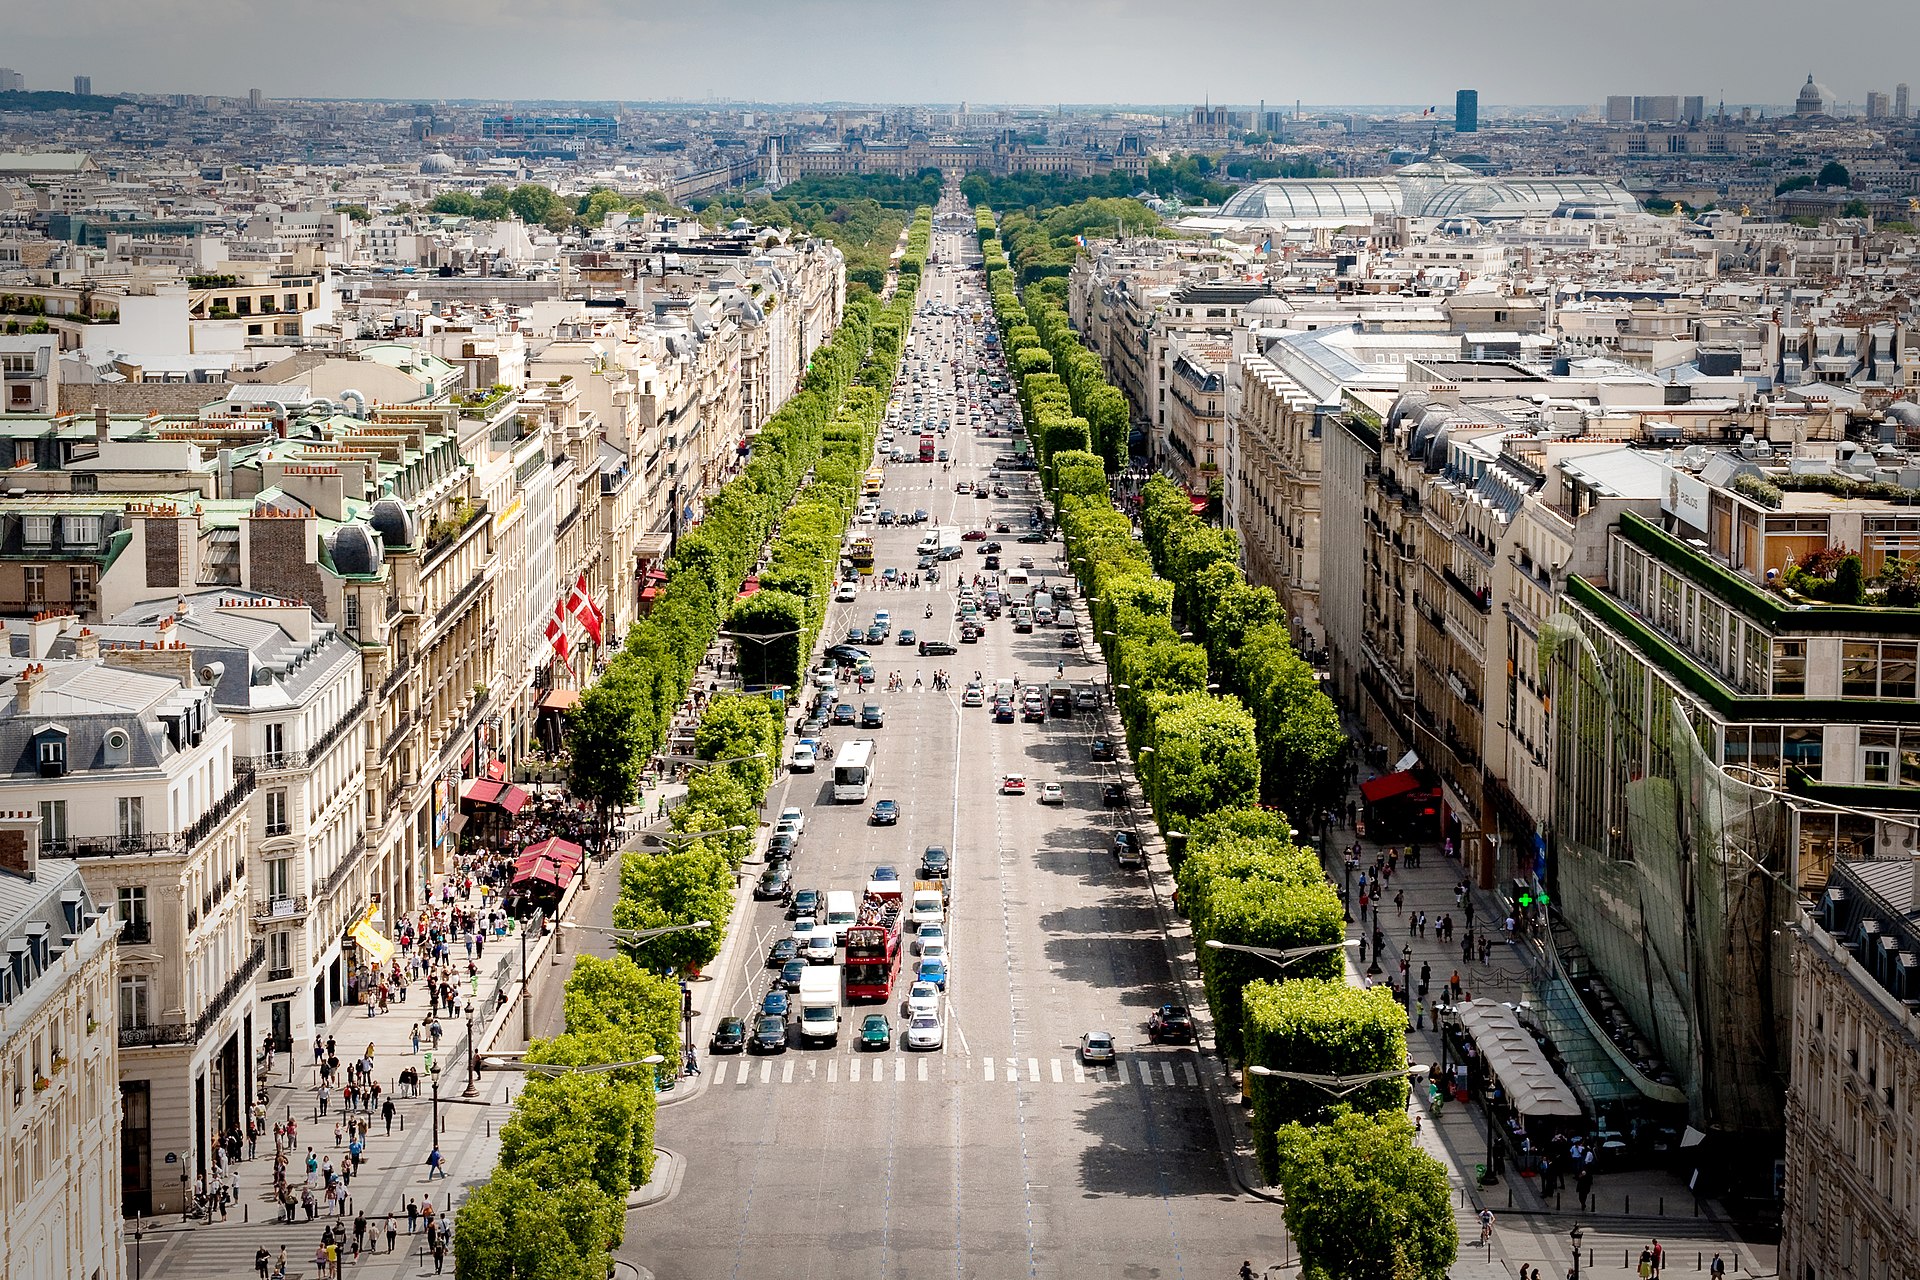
350,907 -> 395,966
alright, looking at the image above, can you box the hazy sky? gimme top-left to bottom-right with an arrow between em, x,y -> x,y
8,0 -> 1918,109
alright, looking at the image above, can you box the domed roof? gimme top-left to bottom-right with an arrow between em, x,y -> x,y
1242,296 -> 1293,324
329,523 -> 384,577
1216,179 -> 1401,224
1387,391 -> 1430,433
1796,75 -> 1832,114
421,152 -> 457,174
1887,401 -> 1920,428
368,497 -> 417,549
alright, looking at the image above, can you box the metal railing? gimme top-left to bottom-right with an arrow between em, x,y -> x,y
238,692 -> 370,775
120,940 -> 264,1050
252,895 -> 309,922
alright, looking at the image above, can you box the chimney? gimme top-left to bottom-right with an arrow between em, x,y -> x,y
27,611 -> 72,660
94,405 -> 109,444
72,627 -> 99,661
12,663 -> 48,716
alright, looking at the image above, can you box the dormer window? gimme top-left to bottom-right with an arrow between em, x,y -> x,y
34,726 -> 67,777
104,727 -> 130,767
61,515 -> 101,545
22,515 -> 52,546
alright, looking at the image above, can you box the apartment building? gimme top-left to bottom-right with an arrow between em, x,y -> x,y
0,826 -> 122,1280
0,642 -> 255,1217
0,336 -> 58,416
85,595 -> 368,1057
1784,859 -> 1920,1280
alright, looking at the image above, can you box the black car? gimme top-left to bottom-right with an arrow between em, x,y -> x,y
766,937 -> 799,968
983,555 -> 1000,571
1061,630 -> 1081,648
865,625 -> 888,644
1090,738 -> 1116,762
845,627 -> 867,645
831,703 -> 857,725
750,1016 -> 789,1054
754,862 -> 793,901
921,845 -> 950,878
861,703 -> 886,728
777,959 -> 807,992
980,541 -> 1002,554
1113,830 -> 1140,859
800,715 -> 829,737
919,639 -> 957,656
765,834 -> 796,863
789,888 -> 820,921
1148,1004 -> 1197,1045
1018,531 -> 1048,544
710,1016 -> 748,1054
960,625 -> 981,643
826,644 -> 869,664
1103,782 -> 1126,808
871,799 -> 900,825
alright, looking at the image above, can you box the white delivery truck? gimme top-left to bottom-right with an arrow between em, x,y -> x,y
797,966 -> 842,1046
938,526 -> 963,561
909,881 -> 945,930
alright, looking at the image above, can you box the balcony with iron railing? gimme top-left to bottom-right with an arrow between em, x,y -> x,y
252,895 -> 310,923
47,769 -> 255,860
238,692 -> 371,776
119,940 -> 264,1050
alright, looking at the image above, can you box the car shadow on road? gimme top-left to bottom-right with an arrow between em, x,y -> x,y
1069,1054 -> 1241,1200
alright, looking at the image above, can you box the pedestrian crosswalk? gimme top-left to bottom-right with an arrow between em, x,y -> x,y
704,1054 -> 1202,1088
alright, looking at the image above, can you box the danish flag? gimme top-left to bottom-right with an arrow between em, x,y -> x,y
545,601 -> 571,662
565,573 -> 603,645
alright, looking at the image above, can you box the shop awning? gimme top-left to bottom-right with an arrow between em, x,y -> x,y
1188,494 -> 1209,514
1453,1001 -> 1583,1119
461,778 -> 503,806
640,586 -> 659,603
484,759 -> 507,782
1360,770 -> 1420,804
736,575 -> 761,601
537,689 -> 580,712
496,784 -> 530,815
516,837 -> 583,871
511,858 -> 571,889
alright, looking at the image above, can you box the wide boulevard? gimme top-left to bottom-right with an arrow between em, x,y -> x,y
625,197 -> 1286,1279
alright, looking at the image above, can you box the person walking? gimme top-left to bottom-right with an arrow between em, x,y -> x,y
386,1214 -> 398,1254
382,1095 -> 396,1135
255,1246 -> 270,1278
407,1197 -> 420,1232
427,1145 -> 446,1178
1709,1254 -> 1725,1279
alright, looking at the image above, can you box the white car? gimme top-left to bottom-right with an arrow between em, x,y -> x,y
903,980 -> 941,1019
961,684 -> 984,707
804,926 -> 837,964
834,581 -> 859,602
912,921 -> 946,955
812,668 -> 836,690
1038,783 -> 1064,805
906,1013 -> 944,1051
779,807 -> 805,837
790,744 -> 817,772
916,940 -> 947,968
789,915 -> 817,948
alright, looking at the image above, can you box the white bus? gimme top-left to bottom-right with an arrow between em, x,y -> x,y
832,739 -> 877,802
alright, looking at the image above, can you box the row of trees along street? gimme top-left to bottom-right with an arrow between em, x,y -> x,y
975,201 -> 1456,1280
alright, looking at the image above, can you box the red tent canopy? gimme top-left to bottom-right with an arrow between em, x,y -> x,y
511,857 -> 571,889
461,779 -> 503,807
516,837 -> 583,870
1360,771 -> 1420,804
495,784 -> 530,815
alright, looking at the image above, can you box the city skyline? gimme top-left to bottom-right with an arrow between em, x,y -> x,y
6,0 -> 1917,107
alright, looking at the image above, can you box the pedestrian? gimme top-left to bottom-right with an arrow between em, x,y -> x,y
1638,1247 -> 1653,1278
427,1145 -> 446,1178
1651,1239 -> 1664,1277
407,1197 -> 420,1232
354,1211 -> 368,1254
316,1084 -> 329,1116
386,1214 -> 399,1253
255,1245 -> 270,1278
315,1244 -> 330,1280
1709,1254 -> 1725,1279
1241,1264 -> 1256,1280
382,1096 -> 396,1135
432,1239 -> 447,1274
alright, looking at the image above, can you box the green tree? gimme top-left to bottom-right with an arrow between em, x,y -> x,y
454,1169 -> 619,1280
1273,1109 -> 1456,1280
1148,693 -> 1260,834
724,591 -> 809,691
565,681 -> 645,853
613,847 -> 732,973
1241,978 -> 1410,1180
559,953 -> 682,1063
1817,161 -> 1851,188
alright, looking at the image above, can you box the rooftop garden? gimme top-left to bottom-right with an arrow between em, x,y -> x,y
424,499 -> 480,554
455,383 -> 515,413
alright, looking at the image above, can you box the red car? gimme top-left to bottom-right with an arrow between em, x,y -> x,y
962,530 -> 988,541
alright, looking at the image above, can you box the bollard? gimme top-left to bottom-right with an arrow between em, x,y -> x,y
1625,1194 -> 1630,1215
1660,1196 -> 1665,1215
1698,1253 -> 1703,1271
1556,1192 -> 1562,1211
243,1204 -> 248,1222
1507,1188 -> 1512,1209
1624,1251 -> 1629,1269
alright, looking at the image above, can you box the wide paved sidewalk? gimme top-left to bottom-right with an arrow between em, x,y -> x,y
131,873 -> 523,1278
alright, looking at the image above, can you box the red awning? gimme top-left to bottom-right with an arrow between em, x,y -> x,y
496,784 -> 531,815
461,778 -> 503,807
644,569 -> 669,582
736,575 -> 761,601
640,586 -> 659,601
1188,495 -> 1209,514
1360,771 -> 1420,804
485,759 -> 507,781
511,857 -> 571,889
516,837 -> 583,869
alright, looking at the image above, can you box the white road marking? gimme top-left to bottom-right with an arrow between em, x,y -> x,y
827,1059 -> 838,1084
781,1060 -> 795,1084
1159,1061 -> 1176,1086
917,1057 -> 928,1081
984,1057 -> 995,1082
760,1060 -> 772,1084
736,1061 -> 751,1086
1111,1060 -> 1126,1084
851,1058 -> 861,1082
1029,1057 -> 1040,1082
1050,1058 -> 1062,1084
895,1058 -> 906,1082
1072,1061 -> 1085,1084
1181,1061 -> 1198,1086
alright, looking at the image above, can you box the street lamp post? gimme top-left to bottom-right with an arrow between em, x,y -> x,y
463,1010 -> 479,1098
429,1062 -> 441,1150
1203,937 -> 1361,972
1569,1226 -> 1585,1279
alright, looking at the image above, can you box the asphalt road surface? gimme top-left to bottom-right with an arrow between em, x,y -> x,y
629,197 -> 1287,1279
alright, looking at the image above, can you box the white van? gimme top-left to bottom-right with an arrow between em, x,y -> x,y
1007,566 -> 1030,589
824,890 -> 858,943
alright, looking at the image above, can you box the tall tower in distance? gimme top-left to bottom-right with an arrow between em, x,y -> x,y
1897,83 -> 1911,119
72,74 -> 91,96
1454,88 -> 1478,133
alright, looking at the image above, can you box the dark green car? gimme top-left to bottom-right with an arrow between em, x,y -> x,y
859,1013 -> 893,1050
